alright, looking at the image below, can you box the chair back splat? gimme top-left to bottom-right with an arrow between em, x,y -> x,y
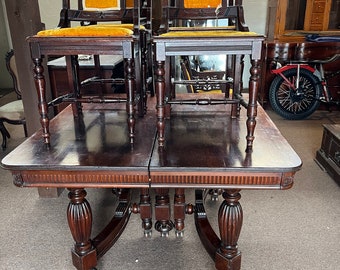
27,0 -> 151,146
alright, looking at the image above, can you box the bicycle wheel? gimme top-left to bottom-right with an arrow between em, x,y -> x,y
269,68 -> 323,120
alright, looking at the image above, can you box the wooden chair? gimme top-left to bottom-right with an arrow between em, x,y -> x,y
27,0 -> 147,146
0,50 -> 28,150
152,0 -> 264,152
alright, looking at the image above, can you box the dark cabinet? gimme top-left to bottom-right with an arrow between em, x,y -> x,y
316,124 -> 340,185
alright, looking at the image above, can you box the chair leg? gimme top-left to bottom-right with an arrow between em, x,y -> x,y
0,121 -> 10,150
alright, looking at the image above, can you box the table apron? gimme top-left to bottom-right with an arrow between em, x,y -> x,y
11,170 -> 295,190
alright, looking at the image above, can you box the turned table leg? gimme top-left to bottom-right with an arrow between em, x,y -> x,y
154,188 -> 173,236
174,188 -> 185,237
67,188 -> 97,270
139,188 -> 152,236
216,189 -> 243,270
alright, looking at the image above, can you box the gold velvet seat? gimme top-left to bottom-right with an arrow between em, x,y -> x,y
27,0 -> 148,146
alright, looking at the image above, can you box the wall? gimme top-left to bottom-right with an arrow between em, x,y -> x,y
244,0 -> 268,34
243,0 -> 268,84
0,0 -> 11,89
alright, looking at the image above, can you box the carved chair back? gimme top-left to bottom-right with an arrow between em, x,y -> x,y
5,50 -> 22,100
158,0 -> 248,32
58,0 -> 141,32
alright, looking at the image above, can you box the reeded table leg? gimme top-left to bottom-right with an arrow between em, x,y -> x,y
194,189 -> 243,270
67,188 -> 97,270
216,189 -> 243,270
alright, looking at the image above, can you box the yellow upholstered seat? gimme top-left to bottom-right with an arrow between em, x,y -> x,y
27,0 -> 149,146
161,31 -> 259,38
82,0 -> 134,10
183,0 -> 221,8
37,25 -> 134,37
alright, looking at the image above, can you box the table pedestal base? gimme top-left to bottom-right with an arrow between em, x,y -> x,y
68,188 -> 132,270
66,188 -> 243,270
195,189 -> 243,270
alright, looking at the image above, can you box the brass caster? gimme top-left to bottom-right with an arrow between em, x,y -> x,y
175,230 -> 184,238
155,220 -> 174,237
161,231 -> 169,237
211,194 -> 219,202
144,229 -> 152,238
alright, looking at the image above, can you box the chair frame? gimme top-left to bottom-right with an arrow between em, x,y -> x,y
56,0 -> 152,115
152,0 -> 264,152
27,0 -> 145,146
0,50 -> 28,150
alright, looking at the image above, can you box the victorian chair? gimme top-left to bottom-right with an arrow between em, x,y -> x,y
152,0 -> 264,152
27,0 -> 148,146
0,50 -> 27,150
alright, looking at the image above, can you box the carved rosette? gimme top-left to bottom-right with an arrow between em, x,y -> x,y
13,173 -> 24,187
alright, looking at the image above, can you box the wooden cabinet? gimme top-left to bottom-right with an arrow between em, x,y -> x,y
316,124 -> 340,185
304,0 -> 331,31
266,0 -> 339,42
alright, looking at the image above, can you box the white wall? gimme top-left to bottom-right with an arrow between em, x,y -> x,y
243,0 -> 268,84
38,0 -> 62,29
243,0 -> 268,35
0,0 -> 12,88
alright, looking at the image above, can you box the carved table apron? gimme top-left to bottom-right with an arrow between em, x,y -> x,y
1,101 -> 301,270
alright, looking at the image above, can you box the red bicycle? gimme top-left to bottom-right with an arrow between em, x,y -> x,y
269,54 -> 340,120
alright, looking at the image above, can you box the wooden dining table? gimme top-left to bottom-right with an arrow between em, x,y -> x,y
1,96 -> 302,270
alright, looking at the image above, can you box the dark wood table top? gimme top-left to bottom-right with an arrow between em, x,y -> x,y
1,96 -> 302,189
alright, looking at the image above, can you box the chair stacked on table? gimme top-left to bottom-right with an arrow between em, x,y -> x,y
27,0 -> 151,145
152,0 -> 263,150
